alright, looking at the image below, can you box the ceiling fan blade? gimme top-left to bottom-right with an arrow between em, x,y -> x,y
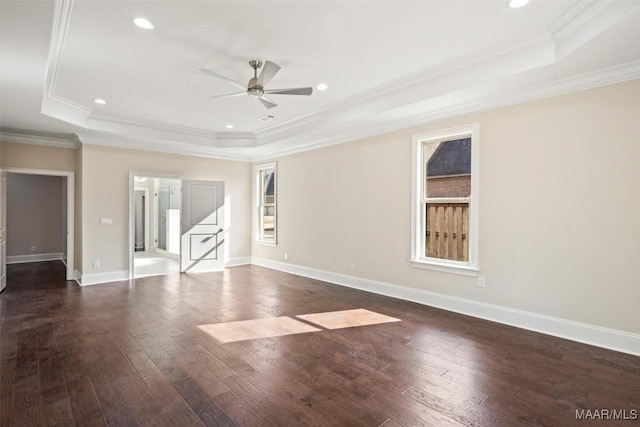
199,68 -> 246,90
257,95 -> 277,109
210,91 -> 246,99
257,61 -> 281,87
264,87 -> 313,96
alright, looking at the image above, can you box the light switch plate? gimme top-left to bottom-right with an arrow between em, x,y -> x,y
100,217 -> 113,226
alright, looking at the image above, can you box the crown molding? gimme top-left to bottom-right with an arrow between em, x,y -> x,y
76,131 -> 252,162
0,129 -> 80,149
44,0 -> 74,100
549,0 -> 640,60
42,0 -> 91,128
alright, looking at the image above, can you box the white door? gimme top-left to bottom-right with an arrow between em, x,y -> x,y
0,170 -> 6,292
181,180 -> 225,273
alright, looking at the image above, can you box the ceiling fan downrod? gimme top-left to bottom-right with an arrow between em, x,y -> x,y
247,60 -> 264,97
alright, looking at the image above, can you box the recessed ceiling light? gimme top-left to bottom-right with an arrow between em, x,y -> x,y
133,17 -> 155,30
225,124 -> 234,129
316,83 -> 328,91
507,0 -> 530,8
93,98 -> 107,105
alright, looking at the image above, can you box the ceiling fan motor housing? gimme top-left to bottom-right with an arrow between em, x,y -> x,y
247,77 -> 264,97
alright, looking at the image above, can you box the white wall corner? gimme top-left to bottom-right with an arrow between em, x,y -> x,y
250,257 -> 640,356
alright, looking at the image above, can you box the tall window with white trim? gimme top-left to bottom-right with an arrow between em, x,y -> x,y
412,124 -> 479,273
256,163 -> 276,244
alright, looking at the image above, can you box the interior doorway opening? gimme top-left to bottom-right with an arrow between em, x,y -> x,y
2,168 -> 75,283
131,174 -> 181,279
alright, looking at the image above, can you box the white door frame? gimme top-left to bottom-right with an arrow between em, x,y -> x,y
134,186 -> 150,251
3,167 -> 75,281
128,172 -> 183,280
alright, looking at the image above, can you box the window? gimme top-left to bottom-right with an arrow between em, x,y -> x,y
256,162 -> 277,245
411,124 -> 479,275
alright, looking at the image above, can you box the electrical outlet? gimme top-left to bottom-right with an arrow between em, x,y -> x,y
92,260 -> 100,269
284,253 -> 288,261
350,262 -> 356,272
478,277 -> 486,288
30,245 -> 36,252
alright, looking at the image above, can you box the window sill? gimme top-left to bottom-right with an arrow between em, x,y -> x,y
255,240 -> 277,247
410,259 -> 478,277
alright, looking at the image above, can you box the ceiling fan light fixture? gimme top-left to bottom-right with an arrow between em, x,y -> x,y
225,124 -> 234,129
507,0 -> 530,8
133,17 -> 155,30
247,87 -> 263,98
93,98 -> 107,105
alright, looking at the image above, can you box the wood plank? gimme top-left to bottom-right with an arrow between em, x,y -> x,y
125,350 -> 190,416
172,377 -> 235,427
39,397 -> 75,426
65,374 -> 104,423
213,390 -> 269,427
117,373 -> 162,425
93,379 -> 139,426
11,374 -> 41,426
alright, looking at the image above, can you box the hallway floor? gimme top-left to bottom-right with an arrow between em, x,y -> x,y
134,250 -> 180,278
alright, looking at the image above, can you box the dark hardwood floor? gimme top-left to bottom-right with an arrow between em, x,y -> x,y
1,261 -> 638,426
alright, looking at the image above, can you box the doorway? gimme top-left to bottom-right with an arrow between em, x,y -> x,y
2,168 -> 75,282
130,174 -> 181,278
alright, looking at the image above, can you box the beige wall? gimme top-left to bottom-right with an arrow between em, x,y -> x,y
253,79 -> 640,334
80,144 -> 251,275
0,142 -> 77,171
6,173 -> 64,256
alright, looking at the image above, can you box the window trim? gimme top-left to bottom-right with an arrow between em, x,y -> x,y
410,124 -> 479,275
255,162 -> 277,246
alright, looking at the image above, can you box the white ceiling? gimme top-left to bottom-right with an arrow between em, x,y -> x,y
1,0 -> 639,161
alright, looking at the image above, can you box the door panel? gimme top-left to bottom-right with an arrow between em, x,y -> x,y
181,180 -> 225,273
189,233 -> 217,260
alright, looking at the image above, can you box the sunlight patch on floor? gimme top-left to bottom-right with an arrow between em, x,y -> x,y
296,308 -> 401,330
198,316 -> 321,343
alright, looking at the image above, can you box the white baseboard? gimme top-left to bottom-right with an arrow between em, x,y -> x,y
251,257 -> 640,356
80,257 -> 250,286
80,270 -> 129,286
225,257 -> 252,267
6,252 -> 65,264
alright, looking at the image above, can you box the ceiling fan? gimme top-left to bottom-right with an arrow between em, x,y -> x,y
200,60 -> 313,109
